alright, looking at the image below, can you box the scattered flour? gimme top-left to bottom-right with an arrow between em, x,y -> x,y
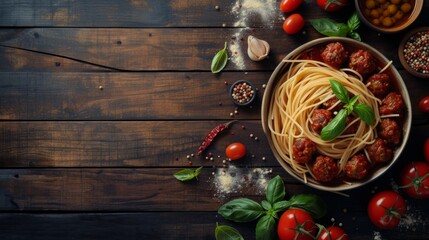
210,165 -> 272,199
373,231 -> 382,240
398,204 -> 429,232
228,0 -> 279,70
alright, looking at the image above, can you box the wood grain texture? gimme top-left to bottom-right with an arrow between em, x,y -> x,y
0,28 -> 406,71
0,72 -> 269,120
0,120 -> 276,167
0,0 -> 354,28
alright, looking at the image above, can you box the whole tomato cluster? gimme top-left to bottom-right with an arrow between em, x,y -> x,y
279,0 -> 349,34
278,208 -> 348,240
368,136 -> 429,230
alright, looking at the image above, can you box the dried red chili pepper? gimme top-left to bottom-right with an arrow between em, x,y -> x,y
197,120 -> 237,156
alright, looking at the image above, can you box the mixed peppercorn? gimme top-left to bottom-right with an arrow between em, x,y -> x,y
403,30 -> 429,74
231,81 -> 255,105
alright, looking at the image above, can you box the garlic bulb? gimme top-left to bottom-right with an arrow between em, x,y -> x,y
247,35 -> 270,61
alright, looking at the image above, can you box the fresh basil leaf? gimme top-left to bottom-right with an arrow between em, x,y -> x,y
310,19 -> 349,37
218,198 -> 264,222
173,166 -> 202,181
349,31 -> 361,41
354,103 -> 376,125
211,42 -> 228,73
347,12 -> 360,32
329,79 -> 349,104
345,95 -> 359,113
288,194 -> 328,219
261,200 -> 272,211
321,109 -> 348,141
215,223 -> 244,240
273,200 -> 291,212
266,175 -> 285,204
255,215 -> 276,240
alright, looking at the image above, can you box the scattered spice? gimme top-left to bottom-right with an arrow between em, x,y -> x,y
403,30 -> 429,74
197,120 -> 237,155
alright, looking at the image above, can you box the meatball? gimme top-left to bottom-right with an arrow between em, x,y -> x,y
321,42 -> 348,69
311,155 -> 339,182
366,138 -> 393,163
380,92 -> 404,115
345,154 -> 370,180
349,49 -> 376,76
378,118 -> 401,145
311,109 -> 333,133
366,73 -> 391,97
293,138 -> 317,164
343,116 -> 359,135
323,97 -> 344,112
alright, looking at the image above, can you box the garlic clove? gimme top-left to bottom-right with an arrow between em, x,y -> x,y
247,35 -> 270,61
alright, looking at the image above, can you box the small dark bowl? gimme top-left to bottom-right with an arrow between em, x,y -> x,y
229,80 -> 256,106
398,27 -> 429,79
355,0 -> 423,34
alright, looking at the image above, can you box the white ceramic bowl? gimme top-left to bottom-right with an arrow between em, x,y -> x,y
261,37 -> 412,192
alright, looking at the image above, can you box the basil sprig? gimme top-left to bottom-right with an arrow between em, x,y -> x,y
211,42 -> 229,73
173,166 -> 202,181
217,175 -> 327,240
321,80 -> 376,141
310,12 -> 361,41
215,223 -> 244,240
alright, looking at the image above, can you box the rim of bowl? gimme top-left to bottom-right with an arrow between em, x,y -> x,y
398,27 -> 429,79
261,37 -> 412,192
230,80 -> 257,106
355,0 -> 423,34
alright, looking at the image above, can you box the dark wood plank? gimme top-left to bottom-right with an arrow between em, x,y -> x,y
0,28 -> 409,71
0,72 -> 270,120
0,0 -> 354,28
0,210 -> 428,240
1,122 -> 427,168
1,71 -> 428,121
0,120 -> 277,168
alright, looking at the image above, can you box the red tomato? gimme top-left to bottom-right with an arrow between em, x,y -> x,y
283,13 -> 305,35
278,208 -> 316,240
316,0 -> 348,12
419,96 -> 429,113
280,0 -> 303,13
225,142 -> 246,160
424,138 -> 429,163
367,191 -> 406,229
318,226 -> 349,240
400,162 -> 429,199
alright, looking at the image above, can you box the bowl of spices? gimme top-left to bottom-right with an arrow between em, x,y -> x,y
399,27 -> 429,78
230,80 -> 256,106
355,0 -> 423,33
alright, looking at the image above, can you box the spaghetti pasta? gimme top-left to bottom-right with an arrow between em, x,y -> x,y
267,59 -> 382,180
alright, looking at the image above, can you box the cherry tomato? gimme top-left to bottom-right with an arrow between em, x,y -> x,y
400,161 -> 429,199
316,0 -> 348,12
283,13 -> 305,35
418,96 -> 429,113
225,142 -> 246,160
318,226 -> 349,240
280,0 -> 303,13
367,191 -> 406,230
424,138 -> 429,163
278,208 -> 316,240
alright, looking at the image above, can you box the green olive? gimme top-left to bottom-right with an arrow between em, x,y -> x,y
387,4 -> 398,15
382,17 -> 394,27
401,3 -> 412,13
366,0 -> 376,9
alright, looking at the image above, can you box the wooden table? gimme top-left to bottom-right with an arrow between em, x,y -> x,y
1,1 -> 428,239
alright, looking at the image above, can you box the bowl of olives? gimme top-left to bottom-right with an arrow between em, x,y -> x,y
355,0 -> 423,33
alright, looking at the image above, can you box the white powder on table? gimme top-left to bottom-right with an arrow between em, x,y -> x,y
210,165 -> 272,199
228,0 -> 279,70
